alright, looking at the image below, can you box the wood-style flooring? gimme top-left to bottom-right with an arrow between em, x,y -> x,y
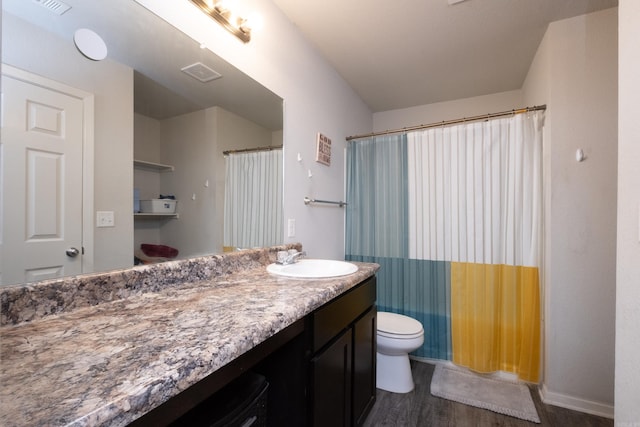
363,360 -> 613,427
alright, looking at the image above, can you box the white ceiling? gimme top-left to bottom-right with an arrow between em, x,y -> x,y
273,0 -> 618,112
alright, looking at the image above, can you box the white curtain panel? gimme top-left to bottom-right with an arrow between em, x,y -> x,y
406,112 -> 544,267
224,149 -> 283,249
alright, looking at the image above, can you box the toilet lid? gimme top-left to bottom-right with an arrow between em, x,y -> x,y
377,312 -> 423,336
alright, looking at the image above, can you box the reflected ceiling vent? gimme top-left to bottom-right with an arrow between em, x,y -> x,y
32,0 -> 71,15
180,63 -> 223,83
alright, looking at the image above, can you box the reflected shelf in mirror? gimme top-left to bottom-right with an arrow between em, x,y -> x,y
134,213 -> 179,219
133,159 -> 175,172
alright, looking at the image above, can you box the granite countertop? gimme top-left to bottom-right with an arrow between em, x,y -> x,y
0,249 -> 378,427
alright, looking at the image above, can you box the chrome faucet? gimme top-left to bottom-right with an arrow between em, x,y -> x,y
277,250 -> 307,265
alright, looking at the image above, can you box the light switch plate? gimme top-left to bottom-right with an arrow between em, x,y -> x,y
97,211 -> 115,227
287,219 -> 296,237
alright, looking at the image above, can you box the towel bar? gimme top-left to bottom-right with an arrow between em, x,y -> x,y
304,197 -> 347,207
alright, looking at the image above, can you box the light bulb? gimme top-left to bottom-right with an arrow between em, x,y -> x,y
243,12 -> 263,32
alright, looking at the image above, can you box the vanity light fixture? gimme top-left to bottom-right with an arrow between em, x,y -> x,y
189,0 -> 252,43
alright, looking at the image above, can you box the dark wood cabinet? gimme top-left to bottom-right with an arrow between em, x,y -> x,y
130,276 -> 377,427
311,329 -> 353,426
309,276 -> 377,427
352,306 -> 376,426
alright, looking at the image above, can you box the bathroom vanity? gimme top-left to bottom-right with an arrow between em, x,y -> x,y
310,274 -> 377,426
0,246 -> 379,427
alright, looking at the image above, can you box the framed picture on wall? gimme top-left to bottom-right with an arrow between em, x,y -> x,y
315,132 -> 331,166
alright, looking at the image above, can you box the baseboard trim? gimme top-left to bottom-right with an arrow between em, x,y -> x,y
539,383 -> 614,419
410,355 -> 447,365
411,357 -> 615,420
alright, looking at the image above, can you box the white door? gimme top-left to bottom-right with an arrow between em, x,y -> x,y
1,73 -> 85,285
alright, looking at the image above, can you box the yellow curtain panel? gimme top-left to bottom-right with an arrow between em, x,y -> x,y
450,262 -> 541,382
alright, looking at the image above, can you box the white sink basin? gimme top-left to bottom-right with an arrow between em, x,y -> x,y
266,259 -> 358,278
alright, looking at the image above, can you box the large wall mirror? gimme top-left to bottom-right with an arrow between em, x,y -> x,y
0,0 -> 284,287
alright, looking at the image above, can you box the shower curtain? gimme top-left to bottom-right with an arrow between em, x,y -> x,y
346,111 -> 544,382
224,149 -> 283,249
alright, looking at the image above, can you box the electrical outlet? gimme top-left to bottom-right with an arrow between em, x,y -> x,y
96,211 -> 115,227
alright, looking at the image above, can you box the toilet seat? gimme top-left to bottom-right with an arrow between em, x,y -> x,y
377,312 -> 424,339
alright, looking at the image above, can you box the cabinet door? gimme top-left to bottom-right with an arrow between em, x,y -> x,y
311,329 -> 352,427
352,307 -> 377,426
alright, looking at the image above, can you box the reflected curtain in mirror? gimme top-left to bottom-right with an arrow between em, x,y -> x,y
224,149 -> 283,250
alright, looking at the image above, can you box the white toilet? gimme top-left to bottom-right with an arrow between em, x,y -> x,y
376,311 -> 424,393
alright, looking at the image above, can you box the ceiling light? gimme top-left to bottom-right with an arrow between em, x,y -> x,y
73,28 -> 108,61
189,0 -> 252,43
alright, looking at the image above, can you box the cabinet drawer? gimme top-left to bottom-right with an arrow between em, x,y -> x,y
313,276 -> 376,352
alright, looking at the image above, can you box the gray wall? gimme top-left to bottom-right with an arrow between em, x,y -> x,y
523,8 -> 617,415
616,0 -> 640,423
3,13 -> 134,273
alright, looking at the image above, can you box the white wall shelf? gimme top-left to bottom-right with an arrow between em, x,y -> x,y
133,159 -> 174,172
134,213 -> 178,219
134,160 -> 176,219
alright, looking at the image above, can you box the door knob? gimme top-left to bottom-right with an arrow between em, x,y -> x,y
66,247 -> 80,257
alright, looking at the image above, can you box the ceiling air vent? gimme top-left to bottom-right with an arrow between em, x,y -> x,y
180,63 -> 223,83
32,0 -> 71,15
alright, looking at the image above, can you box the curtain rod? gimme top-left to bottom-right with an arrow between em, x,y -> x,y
223,145 -> 283,156
346,105 -> 546,141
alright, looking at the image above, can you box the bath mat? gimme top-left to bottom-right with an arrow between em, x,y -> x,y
430,364 -> 540,423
